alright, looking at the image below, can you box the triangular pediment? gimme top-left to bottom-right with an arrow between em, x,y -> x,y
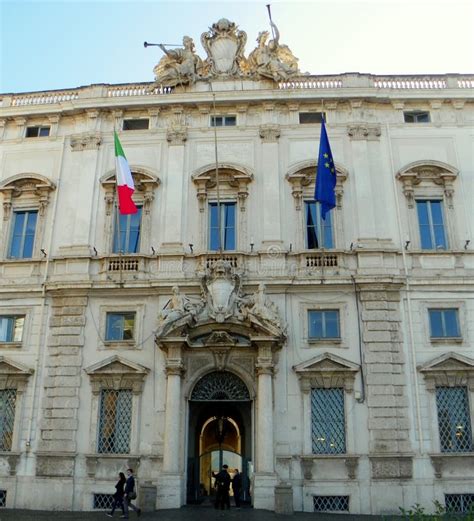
418,352 -> 474,373
84,355 -> 149,376
293,352 -> 359,374
0,356 -> 34,376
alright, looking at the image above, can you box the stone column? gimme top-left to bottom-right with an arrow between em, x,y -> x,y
253,342 -> 278,510
161,125 -> 187,250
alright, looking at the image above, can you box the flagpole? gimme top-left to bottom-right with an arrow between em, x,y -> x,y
209,84 -> 223,257
113,126 -> 124,287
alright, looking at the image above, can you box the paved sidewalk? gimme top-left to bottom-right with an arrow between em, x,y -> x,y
0,506 -> 387,521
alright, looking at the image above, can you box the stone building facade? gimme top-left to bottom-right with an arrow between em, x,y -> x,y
0,19 -> 473,515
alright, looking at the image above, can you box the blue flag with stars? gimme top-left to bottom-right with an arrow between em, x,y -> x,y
314,118 -> 336,220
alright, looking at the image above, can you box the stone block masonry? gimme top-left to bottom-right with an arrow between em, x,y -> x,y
37,294 -> 88,462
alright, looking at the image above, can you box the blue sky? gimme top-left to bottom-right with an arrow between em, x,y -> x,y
1,0 -> 473,94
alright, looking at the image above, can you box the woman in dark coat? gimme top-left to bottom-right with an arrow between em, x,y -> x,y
106,472 -> 126,517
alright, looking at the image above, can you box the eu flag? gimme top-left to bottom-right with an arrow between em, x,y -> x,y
314,118 -> 336,220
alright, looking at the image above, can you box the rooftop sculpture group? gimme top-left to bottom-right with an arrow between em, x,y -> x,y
152,18 -> 299,87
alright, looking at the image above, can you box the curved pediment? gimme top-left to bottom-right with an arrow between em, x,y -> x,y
0,173 -> 56,192
192,163 -> 254,187
100,168 -> 160,189
397,160 -> 458,182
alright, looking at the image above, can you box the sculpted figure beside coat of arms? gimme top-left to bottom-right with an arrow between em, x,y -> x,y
152,18 -> 299,87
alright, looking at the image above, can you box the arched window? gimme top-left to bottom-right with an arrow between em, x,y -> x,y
100,169 -> 160,254
192,164 -> 253,252
286,161 -> 348,251
0,174 -> 56,259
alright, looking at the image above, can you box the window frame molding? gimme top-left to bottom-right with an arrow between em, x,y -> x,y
84,355 -> 149,455
300,302 -> 348,348
99,304 -> 144,350
100,168 -> 160,255
293,352 -> 359,455
0,173 -> 56,260
192,163 -> 253,251
286,161 -> 348,251
396,160 -> 459,250
419,301 -> 467,348
0,356 -> 33,453
0,312 -> 28,347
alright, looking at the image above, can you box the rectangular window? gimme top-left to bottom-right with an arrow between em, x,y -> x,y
0,490 -> 6,508
210,115 -> 237,127
429,308 -> 460,338
308,310 -> 340,339
25,126 -> 50,137
105,312 -> 135,341
209,202 -> 236,251
416,200 -> 447,250
0,316 -> 25,343
436,386 -> 473,453
311,388 -> 346,454
445,494 -> 474,514
299,112 -> 326,124
404,111 -> 430,123
97,389 -> 132,454
305,201 -> 333,249
313,496 -> 349,512
122,119 -> 149,131
0,389 -> 17,452
9,210 -> 38,258
112,207 -> 142,253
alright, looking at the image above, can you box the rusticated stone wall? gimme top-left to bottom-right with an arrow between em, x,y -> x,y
37,294 -> 87,465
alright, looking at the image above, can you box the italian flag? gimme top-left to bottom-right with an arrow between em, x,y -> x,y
114,131 -> 137,215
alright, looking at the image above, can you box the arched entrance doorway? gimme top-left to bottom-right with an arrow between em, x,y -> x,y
187,371 -> 252,505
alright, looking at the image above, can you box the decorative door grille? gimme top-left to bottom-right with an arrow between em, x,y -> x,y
0,389 -> 17,451
313,495 -> 349,512
436,387 -> 472,452
311,388 -> 346,454
445,494 -> 474,514
191,371 -> 250,401
98,389 -> 132,453
93,493 -> 115,510
0,490 -> 6,507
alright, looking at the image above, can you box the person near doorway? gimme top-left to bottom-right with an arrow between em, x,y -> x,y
106,472 -> 126,517
232,469 -> 242,508
122,468 -> 141,518
213,464 -> 231,510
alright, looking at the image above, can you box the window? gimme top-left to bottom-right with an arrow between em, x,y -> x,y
210,115 -> 236,127
305,201 -> 333,249
9,210 -> 38,258
105,312 -> 135,341
0,490 -> 6,507
311,388 -> 346,454
308,310 -> 340,339
25,126 -> 50,137
112,207 -> 142,253
404,111 -> 430,123
299,112 -> 326,124
313,496 -> 349,512
429,308 -> 460,338
0,316 -> 25,343
416,200 -> 447,250
97,389 -> 132,453
122,119 -> 149,131
436,386 -> 473,453
445,494 -> 474,514
209,202 -> 236,251
0,389 -> 17,451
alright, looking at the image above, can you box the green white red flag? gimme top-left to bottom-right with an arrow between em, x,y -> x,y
114,131 -> 137,215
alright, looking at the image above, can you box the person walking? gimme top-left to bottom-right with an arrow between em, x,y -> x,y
106,472 -> 126,517
122,468 -> 141,518
213,464 -> 231,510
232,469 -> 242,508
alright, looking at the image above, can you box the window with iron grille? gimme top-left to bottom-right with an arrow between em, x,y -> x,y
105,312 -> 135,342
0,315 -> 25,343
313,495 -> 349,512
416,200 -> 447,250
0,490 -> 6,507
305,201 -> 333,249
97,389 -> 132,454
0,389 -> 17,451
93,493 -> 115,510
113,206 -> 142,253
429,308 -> 460,339
445,494 -> 474,514
311,388 -> 346,454
308,310 -> 340,339
436,387 -> 473,453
